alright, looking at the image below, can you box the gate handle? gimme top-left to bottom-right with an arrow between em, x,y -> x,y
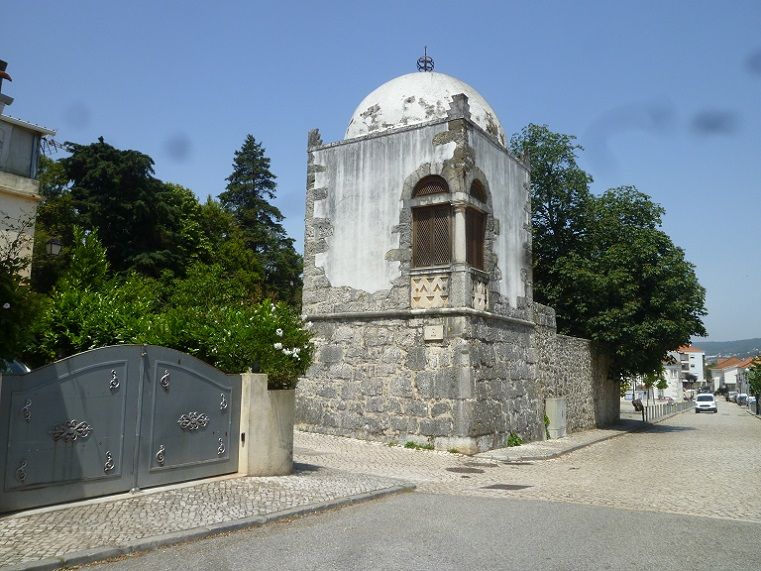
160,370 -> 170,391
16,459 -> 28,483
155,444 -> 166,465
104,451 -> 115,472
109,370 -> 120,391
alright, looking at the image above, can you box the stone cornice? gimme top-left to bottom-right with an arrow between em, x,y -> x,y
307,307 -> 535,328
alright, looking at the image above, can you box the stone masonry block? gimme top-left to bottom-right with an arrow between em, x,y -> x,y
405,347 -> 427,371
320,346 -> 344,364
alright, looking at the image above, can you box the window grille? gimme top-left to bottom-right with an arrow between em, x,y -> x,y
413,175 -> 449,197
466,208 -> 486,270
412,205 -> 451,267
470,180 -> 487,203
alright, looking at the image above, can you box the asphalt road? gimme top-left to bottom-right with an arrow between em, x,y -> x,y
86,406 -> 761,571
87,492 -> 760,571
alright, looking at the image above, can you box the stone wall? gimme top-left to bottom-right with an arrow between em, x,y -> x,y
533,303 -> 619,432
296,312 -> 544,454
296,315 -> 463,446
297,303 -> 620,453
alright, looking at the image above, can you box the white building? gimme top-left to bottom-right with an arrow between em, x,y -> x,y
0,59 -> 55,276
668,344 -> 706,391
712,356 -> 755,394
297,60 -> 621,452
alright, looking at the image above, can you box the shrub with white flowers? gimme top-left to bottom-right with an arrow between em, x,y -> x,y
185,300 -> 314,390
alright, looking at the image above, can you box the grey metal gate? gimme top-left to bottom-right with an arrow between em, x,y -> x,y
0,345 -> 241,513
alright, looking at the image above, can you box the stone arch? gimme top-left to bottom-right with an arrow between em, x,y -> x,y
413,175 -> 449,198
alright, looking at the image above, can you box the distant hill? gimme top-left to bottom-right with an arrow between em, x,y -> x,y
693,338 -> 761,360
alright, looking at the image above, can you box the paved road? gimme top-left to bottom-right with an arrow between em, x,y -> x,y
88,493 -> 760,571
293,404 -> 761,522
87,406 -> 761,570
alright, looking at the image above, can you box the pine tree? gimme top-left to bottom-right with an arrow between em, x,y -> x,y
60,138 -> 185,276
219,135 -> 301,303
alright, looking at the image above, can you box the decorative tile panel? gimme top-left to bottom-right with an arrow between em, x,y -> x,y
472,277 -> 489,311
411,275 -> 449,309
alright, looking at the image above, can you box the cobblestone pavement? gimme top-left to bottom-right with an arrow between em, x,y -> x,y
294,405 -> 761,523
2,405 -> 758,569
0,466 -> 408,569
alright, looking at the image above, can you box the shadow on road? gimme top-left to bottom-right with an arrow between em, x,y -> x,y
636,423 -> 696,433
293,462 -> 322,473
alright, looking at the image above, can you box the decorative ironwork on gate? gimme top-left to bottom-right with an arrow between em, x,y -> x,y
0,345 -> 241,513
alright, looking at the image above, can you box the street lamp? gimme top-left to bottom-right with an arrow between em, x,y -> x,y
45,238 -> 62,256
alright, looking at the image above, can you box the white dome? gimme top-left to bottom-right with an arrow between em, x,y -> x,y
345,72 -> 505,145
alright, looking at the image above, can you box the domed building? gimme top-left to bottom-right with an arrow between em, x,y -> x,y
298,62 -> 618,453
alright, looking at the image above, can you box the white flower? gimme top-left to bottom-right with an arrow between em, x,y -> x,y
282,348 -> 293,356
305,321 -> 313,330
300,313 -> 307,321
293,348 -> 301,356
2,302 -> 9,310
273,342 -> 283,350
275,328 -> 283,337
270,304 -> 276,312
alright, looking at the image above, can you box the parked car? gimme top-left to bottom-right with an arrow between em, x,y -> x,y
727,391 -> 738,402
747,395 -> 757,408
737,393 -> 748,406
695,393 -> 718,413
0,359 -> 31,375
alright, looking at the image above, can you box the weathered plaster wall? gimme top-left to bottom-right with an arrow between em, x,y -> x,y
0,170 -> 39,278
311,123 -> 453,294
469,130 -> 531,309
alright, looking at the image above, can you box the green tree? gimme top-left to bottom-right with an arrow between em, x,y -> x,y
748,359 -> 761,414
30,155 -> 78,292
60,138 -> 185,276
512,124 -> 707,381
219,135 -> 302,303
588,188 -> 705,377
509,124 -> 593,305
0,212 -> 43,363
26,227 -> 159,365
552,187 -> 707,379
197,197 -> 264,298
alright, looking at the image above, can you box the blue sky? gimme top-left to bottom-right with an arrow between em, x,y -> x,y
3,1 -> 760,342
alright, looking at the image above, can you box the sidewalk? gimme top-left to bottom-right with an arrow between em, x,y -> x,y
1,417 -> 661,570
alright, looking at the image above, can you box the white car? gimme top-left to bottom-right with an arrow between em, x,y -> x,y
695,393 -> 718,413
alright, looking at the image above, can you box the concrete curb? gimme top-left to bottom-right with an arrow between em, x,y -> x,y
6,483 -> 416,571
745,408 -> 761,421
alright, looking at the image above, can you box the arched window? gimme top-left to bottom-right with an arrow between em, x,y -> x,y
412,204 -> 451,267
411,176 -> 451,267
413,175 -> 449,197
466,208 -> 487,270
470,179 -> 487,203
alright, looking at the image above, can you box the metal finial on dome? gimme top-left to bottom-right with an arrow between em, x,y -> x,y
417,47 -> 434,72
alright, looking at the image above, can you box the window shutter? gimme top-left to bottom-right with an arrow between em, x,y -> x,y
412,205 -> 451,267
466,209 -> 486,270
